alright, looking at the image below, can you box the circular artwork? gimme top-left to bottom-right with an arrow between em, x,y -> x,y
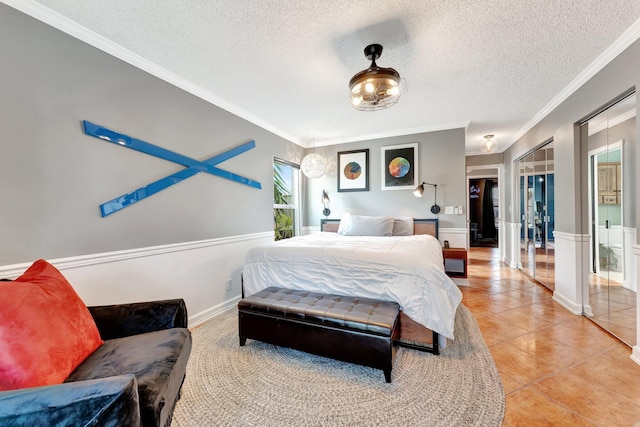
343,162 -> 362,180
388,157 -> 410,178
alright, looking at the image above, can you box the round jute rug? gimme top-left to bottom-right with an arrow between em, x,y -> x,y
171,305 -> 504,427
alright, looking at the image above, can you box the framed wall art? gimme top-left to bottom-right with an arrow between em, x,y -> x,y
381,143 -> 418,190
337,149 -> 369,192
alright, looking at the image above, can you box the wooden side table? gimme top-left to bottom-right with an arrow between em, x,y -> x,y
442,248 -> 468,278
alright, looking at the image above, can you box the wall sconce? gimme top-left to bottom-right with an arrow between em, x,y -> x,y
322,190 -> 331,218
413,182 -> 441,214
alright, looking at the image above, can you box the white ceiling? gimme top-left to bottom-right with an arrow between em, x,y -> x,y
8,0 -> 640,154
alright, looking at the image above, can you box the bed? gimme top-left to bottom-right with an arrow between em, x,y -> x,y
242,216 -> 463,351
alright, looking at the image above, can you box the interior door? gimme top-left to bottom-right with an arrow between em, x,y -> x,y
519,153 -> 535,278
544,142 -> 555,290
583,92 -> 635,347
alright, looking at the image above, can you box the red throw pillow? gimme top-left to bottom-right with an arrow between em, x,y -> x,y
0,259 -> 104,391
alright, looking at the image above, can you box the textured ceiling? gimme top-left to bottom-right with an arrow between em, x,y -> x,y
10,1 -> 640,153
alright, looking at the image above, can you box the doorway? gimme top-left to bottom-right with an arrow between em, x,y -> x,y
469,177 -> 498,248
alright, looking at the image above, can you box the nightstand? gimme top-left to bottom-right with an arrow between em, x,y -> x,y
442,247 -> 467,278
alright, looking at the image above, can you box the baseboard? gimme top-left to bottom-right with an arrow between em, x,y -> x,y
631,346 -> 640,366
452,278 -> 469,287
552,291 -> 582,315
190,296 -> 240,328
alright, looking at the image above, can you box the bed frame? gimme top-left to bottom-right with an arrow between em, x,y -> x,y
320,218 -> 440,354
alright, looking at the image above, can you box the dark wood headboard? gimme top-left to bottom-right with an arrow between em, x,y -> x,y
320,218 -> 439,238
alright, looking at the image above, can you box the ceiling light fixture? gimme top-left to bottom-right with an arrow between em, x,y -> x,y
481,134 -> 497,153
349,44 -> 401,111
301,153 -> 327,179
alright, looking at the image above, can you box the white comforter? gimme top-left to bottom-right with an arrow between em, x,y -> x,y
242,233 -> 463,340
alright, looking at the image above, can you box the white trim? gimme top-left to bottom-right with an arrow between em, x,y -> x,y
634,245 -> 640,365
465,165 -> 504,256
0,231 -> 273,278
553,231 -> 590,317
315,121 -> 470,148
1,232 -> 275,329
623,227 -> 637,291
1,0 -> 469,149
302,225 -> 321,235
631,346 -> 640,366
552,292 -> 583,315
190,297 -> 239,328
510,16 -> 640,145
2,0 -> 300,145
504,221 -> 521,268
553,231 -> 590,242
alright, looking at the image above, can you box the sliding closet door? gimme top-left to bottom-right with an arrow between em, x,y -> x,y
517,142 -> 555,290
583,93 -> 636,347
544,142 -> 555,290
519,153 -> 535,278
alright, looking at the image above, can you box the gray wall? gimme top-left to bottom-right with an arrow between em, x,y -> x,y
305,128 -> 467,229
0,5 -> 304,265
503,38 -> 640,239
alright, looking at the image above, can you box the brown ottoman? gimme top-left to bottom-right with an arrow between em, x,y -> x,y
238,287 -> 400,383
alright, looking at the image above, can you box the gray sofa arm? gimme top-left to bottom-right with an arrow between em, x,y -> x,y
0,375 -> 141,427
88,299 -> 188,340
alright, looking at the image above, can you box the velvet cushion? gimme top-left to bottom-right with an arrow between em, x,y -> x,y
0,260 -> 103,391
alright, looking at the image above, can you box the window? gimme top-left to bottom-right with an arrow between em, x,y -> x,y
273,159 -> 301,240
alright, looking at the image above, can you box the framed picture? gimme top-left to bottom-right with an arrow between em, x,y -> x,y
337,149 -> 369,192
381,143 -> 418,190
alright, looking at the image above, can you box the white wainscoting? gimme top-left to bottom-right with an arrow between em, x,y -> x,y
624,227 -> 637,291
552,231 -> 590,315
0,232 -> 274,328
632,245 -> 640,367
504,222 -> 521,269
439,228 -> 468,249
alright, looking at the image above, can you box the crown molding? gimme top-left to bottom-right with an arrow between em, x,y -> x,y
315,121 -> 471,147
511,16 -> 640,145
2,0 -> 301,145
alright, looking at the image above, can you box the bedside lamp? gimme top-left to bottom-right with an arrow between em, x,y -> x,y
322,190 -> 331,218
413,182 -> 440,214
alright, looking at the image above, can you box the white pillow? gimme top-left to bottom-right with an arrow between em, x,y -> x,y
336,212 -> 353,235
338,214 -> 394,236
392,217 -> 414,236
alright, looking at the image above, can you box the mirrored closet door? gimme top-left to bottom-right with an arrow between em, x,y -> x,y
582,93 -> 636,347
517,141 -> 555,290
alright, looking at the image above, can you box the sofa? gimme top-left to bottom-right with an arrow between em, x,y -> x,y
0,260 -> 192,427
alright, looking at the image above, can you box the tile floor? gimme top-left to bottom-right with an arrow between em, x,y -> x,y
462,247 -> 640,426
588,273 -> 637,347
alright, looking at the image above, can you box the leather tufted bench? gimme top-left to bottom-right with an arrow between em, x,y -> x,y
238,287 -> 400,383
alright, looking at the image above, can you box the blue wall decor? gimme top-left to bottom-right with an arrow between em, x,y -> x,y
83,121 -> 261,217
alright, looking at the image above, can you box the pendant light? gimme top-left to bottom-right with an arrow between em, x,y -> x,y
301,140 -> 327,179
349,44 -> 401,111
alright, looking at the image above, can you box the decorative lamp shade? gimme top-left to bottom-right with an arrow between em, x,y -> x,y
349,44 -> 401,111
301,153 -> 327,179
481,134 -> 497,153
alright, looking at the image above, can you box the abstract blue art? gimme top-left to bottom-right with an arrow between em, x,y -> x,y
83,121 -> 261,217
